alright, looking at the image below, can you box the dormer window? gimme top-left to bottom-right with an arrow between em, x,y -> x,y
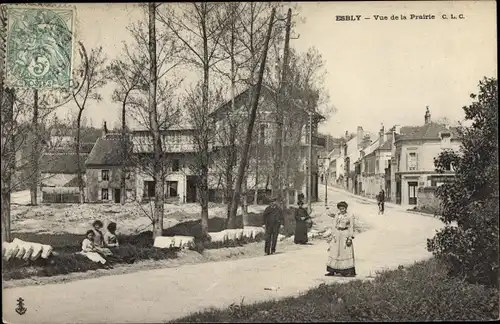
439,131 -> 452,148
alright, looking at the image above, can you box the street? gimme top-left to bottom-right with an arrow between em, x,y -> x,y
2,187 -> 444,323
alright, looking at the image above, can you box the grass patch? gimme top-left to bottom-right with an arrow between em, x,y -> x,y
3,214 -> 270,281
171,258 -> 499,322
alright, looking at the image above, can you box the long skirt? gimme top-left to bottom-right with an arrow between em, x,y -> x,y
294,220 -> 309,244
326,230 -> 356,276
79,252 -> 107,264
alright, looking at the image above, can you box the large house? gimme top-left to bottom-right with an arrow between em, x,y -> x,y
390,107 -> 460,206
209,84 -> 325,203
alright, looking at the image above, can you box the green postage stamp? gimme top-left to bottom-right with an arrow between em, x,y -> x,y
4,5 -> 75,89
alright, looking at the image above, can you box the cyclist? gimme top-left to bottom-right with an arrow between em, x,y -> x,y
377,189 -> 385,215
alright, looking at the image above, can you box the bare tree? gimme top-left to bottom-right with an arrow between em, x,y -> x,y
157,3 -> 231,236
69,45 -> 107,203
107,53 -> 144,205
227,8 -> 276,229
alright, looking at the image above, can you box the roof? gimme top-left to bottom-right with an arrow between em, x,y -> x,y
377,134 -> 393,151
132,123 -> 197,133
86,137 -> 132,166
40,153 -> 88,174
210,84 -> 325,120
50,127 -> 103,143
395,123 -> 459,142
50,142 -> 95,154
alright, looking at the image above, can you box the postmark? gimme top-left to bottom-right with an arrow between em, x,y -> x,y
4,5 -> 75,89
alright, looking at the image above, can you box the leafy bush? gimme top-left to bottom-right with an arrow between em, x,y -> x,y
171,258 -> 499,322
427,77 -> 499,288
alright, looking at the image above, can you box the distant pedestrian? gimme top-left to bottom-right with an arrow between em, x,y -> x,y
377,189 -> 385,215
262,196 -> 285,255
325,201 -> 356,277
294,200 -> 312,244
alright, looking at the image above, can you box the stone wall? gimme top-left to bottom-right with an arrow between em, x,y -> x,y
417,186 -> 442,214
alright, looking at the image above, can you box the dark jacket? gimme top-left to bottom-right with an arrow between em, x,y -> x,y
262,204 -> 284,228
378,191 -> 385,203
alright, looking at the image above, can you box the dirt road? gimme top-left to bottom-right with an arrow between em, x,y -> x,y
2,187 -> 443,323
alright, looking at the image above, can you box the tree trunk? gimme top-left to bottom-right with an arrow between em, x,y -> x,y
30,89 -> 39,205
200,3 -> 210,237
149,2 -> 164,238
76,109 -> 85,204
120,99 -> 127,205
1,87 -> 14,243
227,8 -> 275,229
254,128 -> 259,205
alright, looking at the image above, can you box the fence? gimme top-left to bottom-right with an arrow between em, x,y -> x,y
42,192 -> 80,203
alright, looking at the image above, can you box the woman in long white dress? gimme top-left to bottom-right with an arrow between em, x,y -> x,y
326,201 -> 356,277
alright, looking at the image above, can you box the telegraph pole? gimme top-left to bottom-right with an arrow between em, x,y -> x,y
307,111 -> 313,213
325,158 -> 329,207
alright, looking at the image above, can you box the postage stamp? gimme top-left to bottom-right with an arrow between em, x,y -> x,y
4,5 -> 75,89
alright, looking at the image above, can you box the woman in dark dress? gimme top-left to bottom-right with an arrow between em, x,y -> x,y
294,200 -> 311,244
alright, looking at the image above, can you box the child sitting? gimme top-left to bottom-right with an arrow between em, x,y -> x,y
79,230 -> 112,269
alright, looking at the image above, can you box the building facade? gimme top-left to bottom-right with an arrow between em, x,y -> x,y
391,107 -> 460,206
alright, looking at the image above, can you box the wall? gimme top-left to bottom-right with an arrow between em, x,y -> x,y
86,167 -> 136,203
136,170 -> 187,203
399,140 -> 460,172
417,186 -> 442,212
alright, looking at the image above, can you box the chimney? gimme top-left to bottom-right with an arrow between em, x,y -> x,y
103,121 -> 108,137
379,124 -> 385,147
345,130 -> 349,139
424,106 -> 431,125
356,126 -> 364,149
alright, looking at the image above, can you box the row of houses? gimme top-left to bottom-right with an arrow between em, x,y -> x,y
38,85 -> 325,205
321,107 -> 460,207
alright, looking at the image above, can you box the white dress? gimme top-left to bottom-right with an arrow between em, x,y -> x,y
79,238 -> 107,264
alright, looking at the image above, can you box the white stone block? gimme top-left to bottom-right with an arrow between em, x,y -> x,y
278,234 -> 286,241
40,245 -> 53,259
172,236 -> 195,249
154,236 -> 175,249
15,245 -> 26,259
30,243 -> 44,261
209,231 -> 228,243
22,244 -> 34,261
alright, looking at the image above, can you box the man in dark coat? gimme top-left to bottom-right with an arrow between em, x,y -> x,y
262,197 -> 284,255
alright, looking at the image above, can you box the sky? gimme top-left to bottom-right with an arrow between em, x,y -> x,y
33,1 -> 497,138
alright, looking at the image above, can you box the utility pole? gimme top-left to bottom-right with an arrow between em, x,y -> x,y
325,158 -> 329,207
307,111 -> 313,213
272,8 -> 291,206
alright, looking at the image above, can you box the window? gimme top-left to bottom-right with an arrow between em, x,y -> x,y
440,132 -> 451,149
259,124 -> 266,144
144,181 -> 155,198
126,189 -> 133,200
101,188 -> 109,200
172,159 -> 180,172
407,152 -> 418,171
101,170 -> 110,181
166,181 -> 178,197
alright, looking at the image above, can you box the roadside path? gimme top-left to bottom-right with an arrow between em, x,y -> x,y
2,187 -> 444,323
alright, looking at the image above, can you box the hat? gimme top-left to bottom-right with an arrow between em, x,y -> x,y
337,201 -> 348,209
